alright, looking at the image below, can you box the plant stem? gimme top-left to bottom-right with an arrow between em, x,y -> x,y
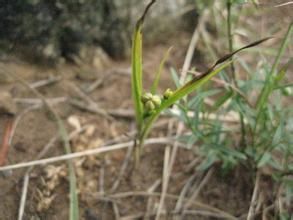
256,22 -> 293,111
227,0 -> 247,148
226,0 -> 236,85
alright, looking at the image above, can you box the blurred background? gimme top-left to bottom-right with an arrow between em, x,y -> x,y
0,0 -> 197,62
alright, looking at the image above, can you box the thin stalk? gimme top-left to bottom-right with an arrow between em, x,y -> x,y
227,0 -> 247,148
256,22 -> 293,111
253,22 -> 293,145
226,0 -> 236,85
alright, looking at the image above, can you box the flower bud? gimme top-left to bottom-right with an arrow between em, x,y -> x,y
141,92 -> 153,103
145,100 -> 155,112
152,95 -> 161,107
163,88 -> 174,99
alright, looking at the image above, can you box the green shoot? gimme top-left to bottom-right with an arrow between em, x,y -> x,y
131,1 -> 271,166
256,22 -> 292,111
150,47 -> 173,94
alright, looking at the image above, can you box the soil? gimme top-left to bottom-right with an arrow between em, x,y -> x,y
0,39 -> 251,220
0,3 -> 292,220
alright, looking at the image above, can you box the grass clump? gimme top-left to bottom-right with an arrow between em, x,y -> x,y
131,0 -> 271,167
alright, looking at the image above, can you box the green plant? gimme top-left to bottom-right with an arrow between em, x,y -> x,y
171,10 -> 292,216
131,0 -> 271,166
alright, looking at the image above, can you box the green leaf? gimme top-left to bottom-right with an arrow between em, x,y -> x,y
140,61 -> 233,142
211,90 -> 233,111
170,67 -> 181,88
151,47 -> 172,94
257,152 -> 271,167
131,17 -> 144,130
256,23 -> 292,111
274,59 -> 292,84
188,89 -> 221,109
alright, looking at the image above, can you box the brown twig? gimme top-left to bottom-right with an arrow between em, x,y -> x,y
110,143 -> 134,193
247,171 -> 261,220
0,117 -> 14,166
183,168 -> 214,211
144,179 -> 161,220
0,137 -> 180,171
29,75 -> 61,89
155,146 -> 171,220
174,171 -> 199,219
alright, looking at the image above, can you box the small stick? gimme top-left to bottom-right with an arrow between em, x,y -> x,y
92,191 -> 238,220
144,179 -> 161,220
112,201 -> 121,220
69,98 -> 113,121
247,171 -> 261,220
183,168 -> 214,210
174,171 -> 199,218
110,144 -> 134,192
14,97 -> 67,105
155,146 -> 171,220
108,109 -> 135,119
84,77 -> 105,93
274,1 -> 293,7
0,117 -> 14,166
68,82 -> 112,120
29,76 -> 61,89
0,137 -> 177,171
17,173 -> 29,220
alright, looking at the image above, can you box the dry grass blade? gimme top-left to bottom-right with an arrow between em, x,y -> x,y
174,171 -> 198,219
183,168 -> 214,211
144,179 -> 161,220
247,172 -> 261,220
0,118 -> 14,166
96,191 -> 238,220
0,137 -> 177,171
155,146 -> 170,220
18,173 -> 29,220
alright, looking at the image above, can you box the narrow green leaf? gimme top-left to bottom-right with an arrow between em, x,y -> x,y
257,152 -> 271,167
274,58 -> 292,84
151,47 -> 172,94
164,61 -> 233,110
170,68 -> 181,88
56,120 -> 79,220
211,90 -> 233,111
131,21 -> 144,130
140,61 -> 233,142
131,0 -> 156,132
256,23 -> 292,111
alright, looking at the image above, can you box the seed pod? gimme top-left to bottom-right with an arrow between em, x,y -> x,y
141,92 -> 153,103
152,95 -> 161,107
145,100 -> 155,112
163,88 -> 174,99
